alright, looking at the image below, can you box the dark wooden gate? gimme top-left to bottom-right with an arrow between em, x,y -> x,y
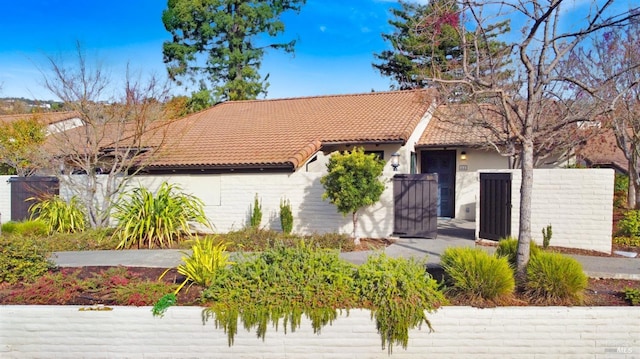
9,176 -> 59,221
393,174 -> 438,238
479,172 -> 512,240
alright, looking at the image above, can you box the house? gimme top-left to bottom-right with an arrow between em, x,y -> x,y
0,111 -> 83,135
0,90 -> 613,252
131,89 -> 443,237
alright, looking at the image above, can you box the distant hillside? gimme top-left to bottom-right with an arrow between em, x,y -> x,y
0,97 -> 65,114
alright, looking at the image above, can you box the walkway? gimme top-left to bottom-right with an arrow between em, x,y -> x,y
50,219 -> 640,280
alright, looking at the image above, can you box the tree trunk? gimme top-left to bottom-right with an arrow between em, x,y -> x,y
516,138 -> 534,283
352,211 -> 360,246
630,155 -> 640,209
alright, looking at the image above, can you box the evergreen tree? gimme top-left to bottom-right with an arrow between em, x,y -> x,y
162,0 -> 306,102
374,0 -> 509,91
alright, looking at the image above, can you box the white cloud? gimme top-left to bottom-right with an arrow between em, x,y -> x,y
319,25 -> 327,32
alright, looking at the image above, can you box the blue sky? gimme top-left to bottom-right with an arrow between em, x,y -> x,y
0,0 -> 428,101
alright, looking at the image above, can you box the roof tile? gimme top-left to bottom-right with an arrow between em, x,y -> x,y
153,89 -> 437,170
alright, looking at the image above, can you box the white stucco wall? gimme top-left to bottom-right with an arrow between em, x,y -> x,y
0,176 -> 10,224
1,306 -> 637,358
454,149 -> 511,220
476,169 -> 614,253
131,171 -> 396,239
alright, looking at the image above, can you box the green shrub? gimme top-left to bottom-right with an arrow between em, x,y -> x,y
542,224 -> 552,249
495,237 -> 541,267
202,243 -> 358,345
617,210 -> 640,237
624,287 -> 640,306
175,237 -> 233,287
525,252 -> 588,305
1,220 -> 47,237
613,236 -> 640,248
113,182 -> 211,249
614,173 -> 629,209
1,221 -> 19,235
249,194 -> 262,229
279,198 -> 293,234
441,247 -> 515,303
29,195 -> 86,234
155,237 -> 233,316
354,253 -> 446,353
0,235 -> 54,284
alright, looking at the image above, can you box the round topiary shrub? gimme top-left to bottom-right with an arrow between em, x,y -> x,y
441,247 -> 515,304
525,252 -> 588,305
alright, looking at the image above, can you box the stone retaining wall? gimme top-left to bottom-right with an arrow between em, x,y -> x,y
1,306 -> 637,358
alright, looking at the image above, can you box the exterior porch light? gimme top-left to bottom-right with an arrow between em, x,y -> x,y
460,151 -> 467,161
390,153 -> 400,171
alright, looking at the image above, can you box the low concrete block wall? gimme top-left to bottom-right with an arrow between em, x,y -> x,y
1,306 -> 637,358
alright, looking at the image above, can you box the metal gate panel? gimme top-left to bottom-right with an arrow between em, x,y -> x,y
393,174 -> 438,238
9,176 -> 60,221
479,172 -> 512,240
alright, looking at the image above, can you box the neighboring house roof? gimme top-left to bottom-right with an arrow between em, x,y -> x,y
417,103 -> 503,148
0,111 -> 80,126
149,89 -> 437,171
576,128 -> 628,173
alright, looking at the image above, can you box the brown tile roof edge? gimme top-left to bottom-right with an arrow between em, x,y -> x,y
287,139 -> 323,170
0,111 -> 81,125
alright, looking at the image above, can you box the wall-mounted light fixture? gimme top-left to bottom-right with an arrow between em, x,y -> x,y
460,151 -> 467,161
390,153 -> 400,171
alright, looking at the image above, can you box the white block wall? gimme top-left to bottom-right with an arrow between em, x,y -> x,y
0,176 -> 10,224
1,306 -> 638,358
477,169 -> 614,253
132,171 -> 396,239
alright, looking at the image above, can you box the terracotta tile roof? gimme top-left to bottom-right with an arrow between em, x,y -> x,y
417,103 -> 503,147
576,128 -> 628,173
0,111 -> 81,126
151,89 -> 437,170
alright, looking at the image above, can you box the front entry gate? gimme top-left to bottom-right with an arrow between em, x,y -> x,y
393,174 -> 438,238
9,176 -> 60,221
479,172 -> 512,240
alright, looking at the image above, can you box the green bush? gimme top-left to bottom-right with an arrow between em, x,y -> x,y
279,198 -> 293,234
29,195 -> 86,234
441,247 -> 515,303
614,174 -> 629,209
1,221 -> 19,235
113,182 -> 211,249
1,220 -> 47,237
354,253 -> 446,353
495,237 -> 541,267
0,235 -> 54,284
624,287 -> 640,306
249,194 -> 262,229
542,224 -> 552,249
175,237 -> 233,287
202,242 -> 358,345
525,252 -> 588,305
613,236 -> 640,248
617,210 -> 640,237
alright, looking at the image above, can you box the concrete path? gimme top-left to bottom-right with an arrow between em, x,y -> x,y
50,219 -> 640,280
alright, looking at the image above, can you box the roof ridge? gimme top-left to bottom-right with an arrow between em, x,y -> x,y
216,89 -> 430,105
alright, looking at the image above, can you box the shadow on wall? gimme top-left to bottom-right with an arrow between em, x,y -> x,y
296,174 -> 395,239
296,175 -> 350,236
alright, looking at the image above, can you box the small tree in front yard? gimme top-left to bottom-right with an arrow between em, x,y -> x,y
321,147 -> 385,245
